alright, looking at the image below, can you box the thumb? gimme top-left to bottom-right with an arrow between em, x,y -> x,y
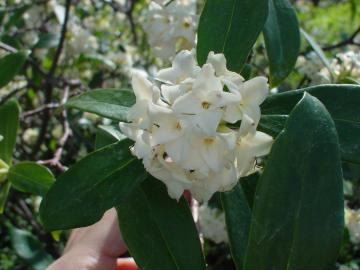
117,258 -> 138,270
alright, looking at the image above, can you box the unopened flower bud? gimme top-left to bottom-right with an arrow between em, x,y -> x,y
0,159 -> 9,183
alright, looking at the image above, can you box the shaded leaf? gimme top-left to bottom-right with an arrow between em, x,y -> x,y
66,89 -> 135,121
244,93 -> 344,270
8,162 -> 54,196
197,0 -> 268,72
10,226 -> 53,270
261,84 -> 360,163
0,181 -> 11,214
40,139 -> 146,231
95,125 -> 126,149
263,0 -> 300,86
0,51 -> 28,89
0,100 -> 20,164
116,177 -> 206,270
221,183 -> 251,270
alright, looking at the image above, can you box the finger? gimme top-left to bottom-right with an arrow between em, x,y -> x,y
117,258 -> 138,270
64,208 -> 128,257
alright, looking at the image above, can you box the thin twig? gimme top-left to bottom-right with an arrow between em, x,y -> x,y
48,0 -> 72,77
0,87 -> 26,106
125,0 -> 138,44
0,41 -> 17,53
32,0 -> 72,157
323,26 -> 360,51
38,87 -> 70,172
21,103 -> 60,119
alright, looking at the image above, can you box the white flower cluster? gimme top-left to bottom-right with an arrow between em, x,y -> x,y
66,22 -> 99,56
297,53 -> 331,85
198,204 -> 228,244
120,50 -> 273,202
297,50 -> 360,85
143,0 -> 197,59
332,51 -> 360,79
339,264 -> 359,270
345,206 -> 360,244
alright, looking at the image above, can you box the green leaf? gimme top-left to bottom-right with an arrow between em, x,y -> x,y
263,0 -> 300,86
0,51 -> 28,89
197,0 -> 268,72
258,115 -> 288,138
8,162 -> 55,196
240,173 -> 260,209
95,125 -> 126,149
261,84 -> 360,163
4,5 -> 29,30
301,29 -> 334,79
244,93 -> 344,270
0,100 -> 20,165
40,139 -> 146,231
0,181 -> 11,214
1,34 -> 23,50
10,226 -> 53,270
66,89 -> 135,121
221,183 -> 251,270
116,177 -> 206,270
34,33 -> 60,49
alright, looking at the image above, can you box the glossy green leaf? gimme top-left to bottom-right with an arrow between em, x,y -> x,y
0,51 -> 28,88
258,115 -> 288,138
263,0 -> 300,86
240,173 -> 260,209
261,84 -> 360,163
197,0 -> 268,72
10,226 -> 53,270
8,162 -> 55,196
0,181 -> 11,214
116,177 -> 206,270
221,183 -> 251,270
95,125 -> 126,149
40,139 -> 146,231
244,93 -> 344,270
66,89 -> 135,121
0,100 -> 20,164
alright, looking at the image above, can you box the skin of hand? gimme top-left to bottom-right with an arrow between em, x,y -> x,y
48,208 -> 138,270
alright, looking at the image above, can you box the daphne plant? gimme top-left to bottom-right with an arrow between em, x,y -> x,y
38,0 -> 360,270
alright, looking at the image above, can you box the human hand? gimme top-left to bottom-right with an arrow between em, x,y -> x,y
48,208 -> 137,270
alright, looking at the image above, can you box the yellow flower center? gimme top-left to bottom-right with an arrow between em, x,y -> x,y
201,101 -> 211,109
203,137 -> 215,145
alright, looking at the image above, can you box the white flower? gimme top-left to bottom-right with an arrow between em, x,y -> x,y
144,1 -> 197,59
66,22 -> 99,56
345,207 -> 360,244
235,130 -> 273,177
120,50 -> 273,202
224,77 -> 269,135
198,204 -> 228,244
127,73 -> 161,129
206,51 -> 244,86
23,128 -> 39,145
173,64 -> 240,135
339,263 -> 359,270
